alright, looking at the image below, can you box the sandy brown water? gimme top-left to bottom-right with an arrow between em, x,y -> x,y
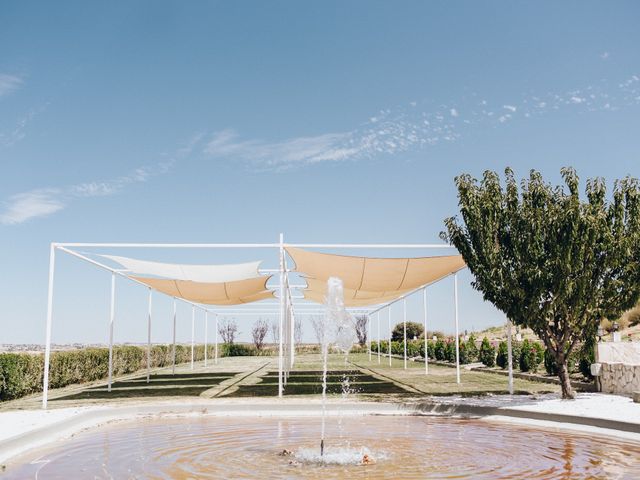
5,415 -> 640,479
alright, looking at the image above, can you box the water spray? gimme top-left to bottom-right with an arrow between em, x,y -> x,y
319,277 -> 357,457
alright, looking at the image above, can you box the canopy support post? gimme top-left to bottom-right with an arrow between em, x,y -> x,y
146,288 -> 152,383
388,307 -> 392,367
278,232 -> 284,398
290,307 -> 295,369
190,305 -> 195,370
423,287 -> 428,375
204,311 -> 208,367
507,320 -> 514,394
214,314 -> 219,364
368,313 -> 372,362
454,273 -> 460,384
377,311 -> 381,364
403,298 -> 407,369
107,272 -> 116,392
42,244 -> 56,410
172,299 -> 177,375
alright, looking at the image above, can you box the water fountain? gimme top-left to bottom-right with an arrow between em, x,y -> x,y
319,277 -> 358,457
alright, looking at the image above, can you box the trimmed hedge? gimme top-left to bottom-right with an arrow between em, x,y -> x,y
0,343 -> 289,402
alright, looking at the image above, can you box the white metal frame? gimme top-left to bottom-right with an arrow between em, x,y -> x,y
41,238 -> 470,409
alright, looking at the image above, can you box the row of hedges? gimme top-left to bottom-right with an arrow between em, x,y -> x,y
0,342 -> 299,402
370,335 -> 593,377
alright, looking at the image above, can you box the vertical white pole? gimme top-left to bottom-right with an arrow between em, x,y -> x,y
368,313 -> 372,361
214,314 -> 219,364
403,298 -> 407,370
204,311 -> 208,367
278,233 -> 284,398
172,299 -> 177,375
290,301 -> 295,369
454,273 -> 461,384
107,272 -> 116,392
42,244 -> 56,409
377,311 -> 381,364
423,287 -> 428,375
388,307 -> 392,367
507,320 -> 514,394
190,305 -> 195,370
146,288 -> 152,383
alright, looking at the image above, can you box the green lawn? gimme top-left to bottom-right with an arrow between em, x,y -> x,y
4,352 -> 559,410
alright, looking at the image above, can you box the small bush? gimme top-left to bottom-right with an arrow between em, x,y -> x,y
434,339 -> 446,360
465,335 -> 478,362
406,340 -> 421,357
544,347 -> 558,375
518,339 -> 543,372
579,335 -> 596,379
419,340 -> 436,359
458,341 -> 470,364
478,337 -> 496,367
445,341 -> 456,363
496,341 -> 508,369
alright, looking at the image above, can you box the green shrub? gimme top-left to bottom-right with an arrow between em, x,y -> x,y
390,341 -> 403,355
458,341 -> 470,364
579,335 -> 596,379
478,337 -> 496,367
419,340 -> 436,359
465,335 -> 478,362
544,347 -> 558,375
445,341 -> 456,362
518,339 -> 543,372
0,342 -> 279,403
496,341 -> 508,369
0,353 -> 43,401
406,339 -> 421,357
434,339 -> 446,360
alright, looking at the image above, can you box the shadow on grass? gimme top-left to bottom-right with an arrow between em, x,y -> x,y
53,372 -> 241,401
55,386 -> 213,400
225,369 -> 410,397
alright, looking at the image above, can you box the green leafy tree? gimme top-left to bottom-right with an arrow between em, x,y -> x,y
479,337 -> 496,367
443,168 -> 640,398
391,322 -> 424,342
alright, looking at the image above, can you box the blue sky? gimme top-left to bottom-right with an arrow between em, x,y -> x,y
1,1 -> 639,345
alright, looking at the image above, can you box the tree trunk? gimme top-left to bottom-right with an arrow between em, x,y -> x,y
556,352 -> 576,399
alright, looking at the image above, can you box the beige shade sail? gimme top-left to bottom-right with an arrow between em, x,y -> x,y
286,247 -> 466,293
131,275 -> 274,305
303,278 -> 414,305
302,289 -> 414,307
103,255 -> 261,283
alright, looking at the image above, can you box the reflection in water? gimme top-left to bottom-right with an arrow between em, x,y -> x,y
6,415 -> 640,479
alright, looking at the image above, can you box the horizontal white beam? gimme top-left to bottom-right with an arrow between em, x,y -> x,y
55,242 -> 453,250
286,243 -> 453,249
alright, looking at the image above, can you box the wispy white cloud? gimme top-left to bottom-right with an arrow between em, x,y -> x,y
600,52 -> 610,60
201,72 -> 640,170
0,103 -> 49,148
0,189 -> 65,225
0,146 -> 183,225
204,108 -> 461,170
0,74 -> 22,98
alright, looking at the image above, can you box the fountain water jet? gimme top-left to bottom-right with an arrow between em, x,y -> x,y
319,277 -> 358,457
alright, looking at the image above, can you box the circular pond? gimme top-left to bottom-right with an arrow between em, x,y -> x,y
6,415 -> 640,479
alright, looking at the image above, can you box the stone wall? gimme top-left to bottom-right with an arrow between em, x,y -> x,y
598,362 -> 640,395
